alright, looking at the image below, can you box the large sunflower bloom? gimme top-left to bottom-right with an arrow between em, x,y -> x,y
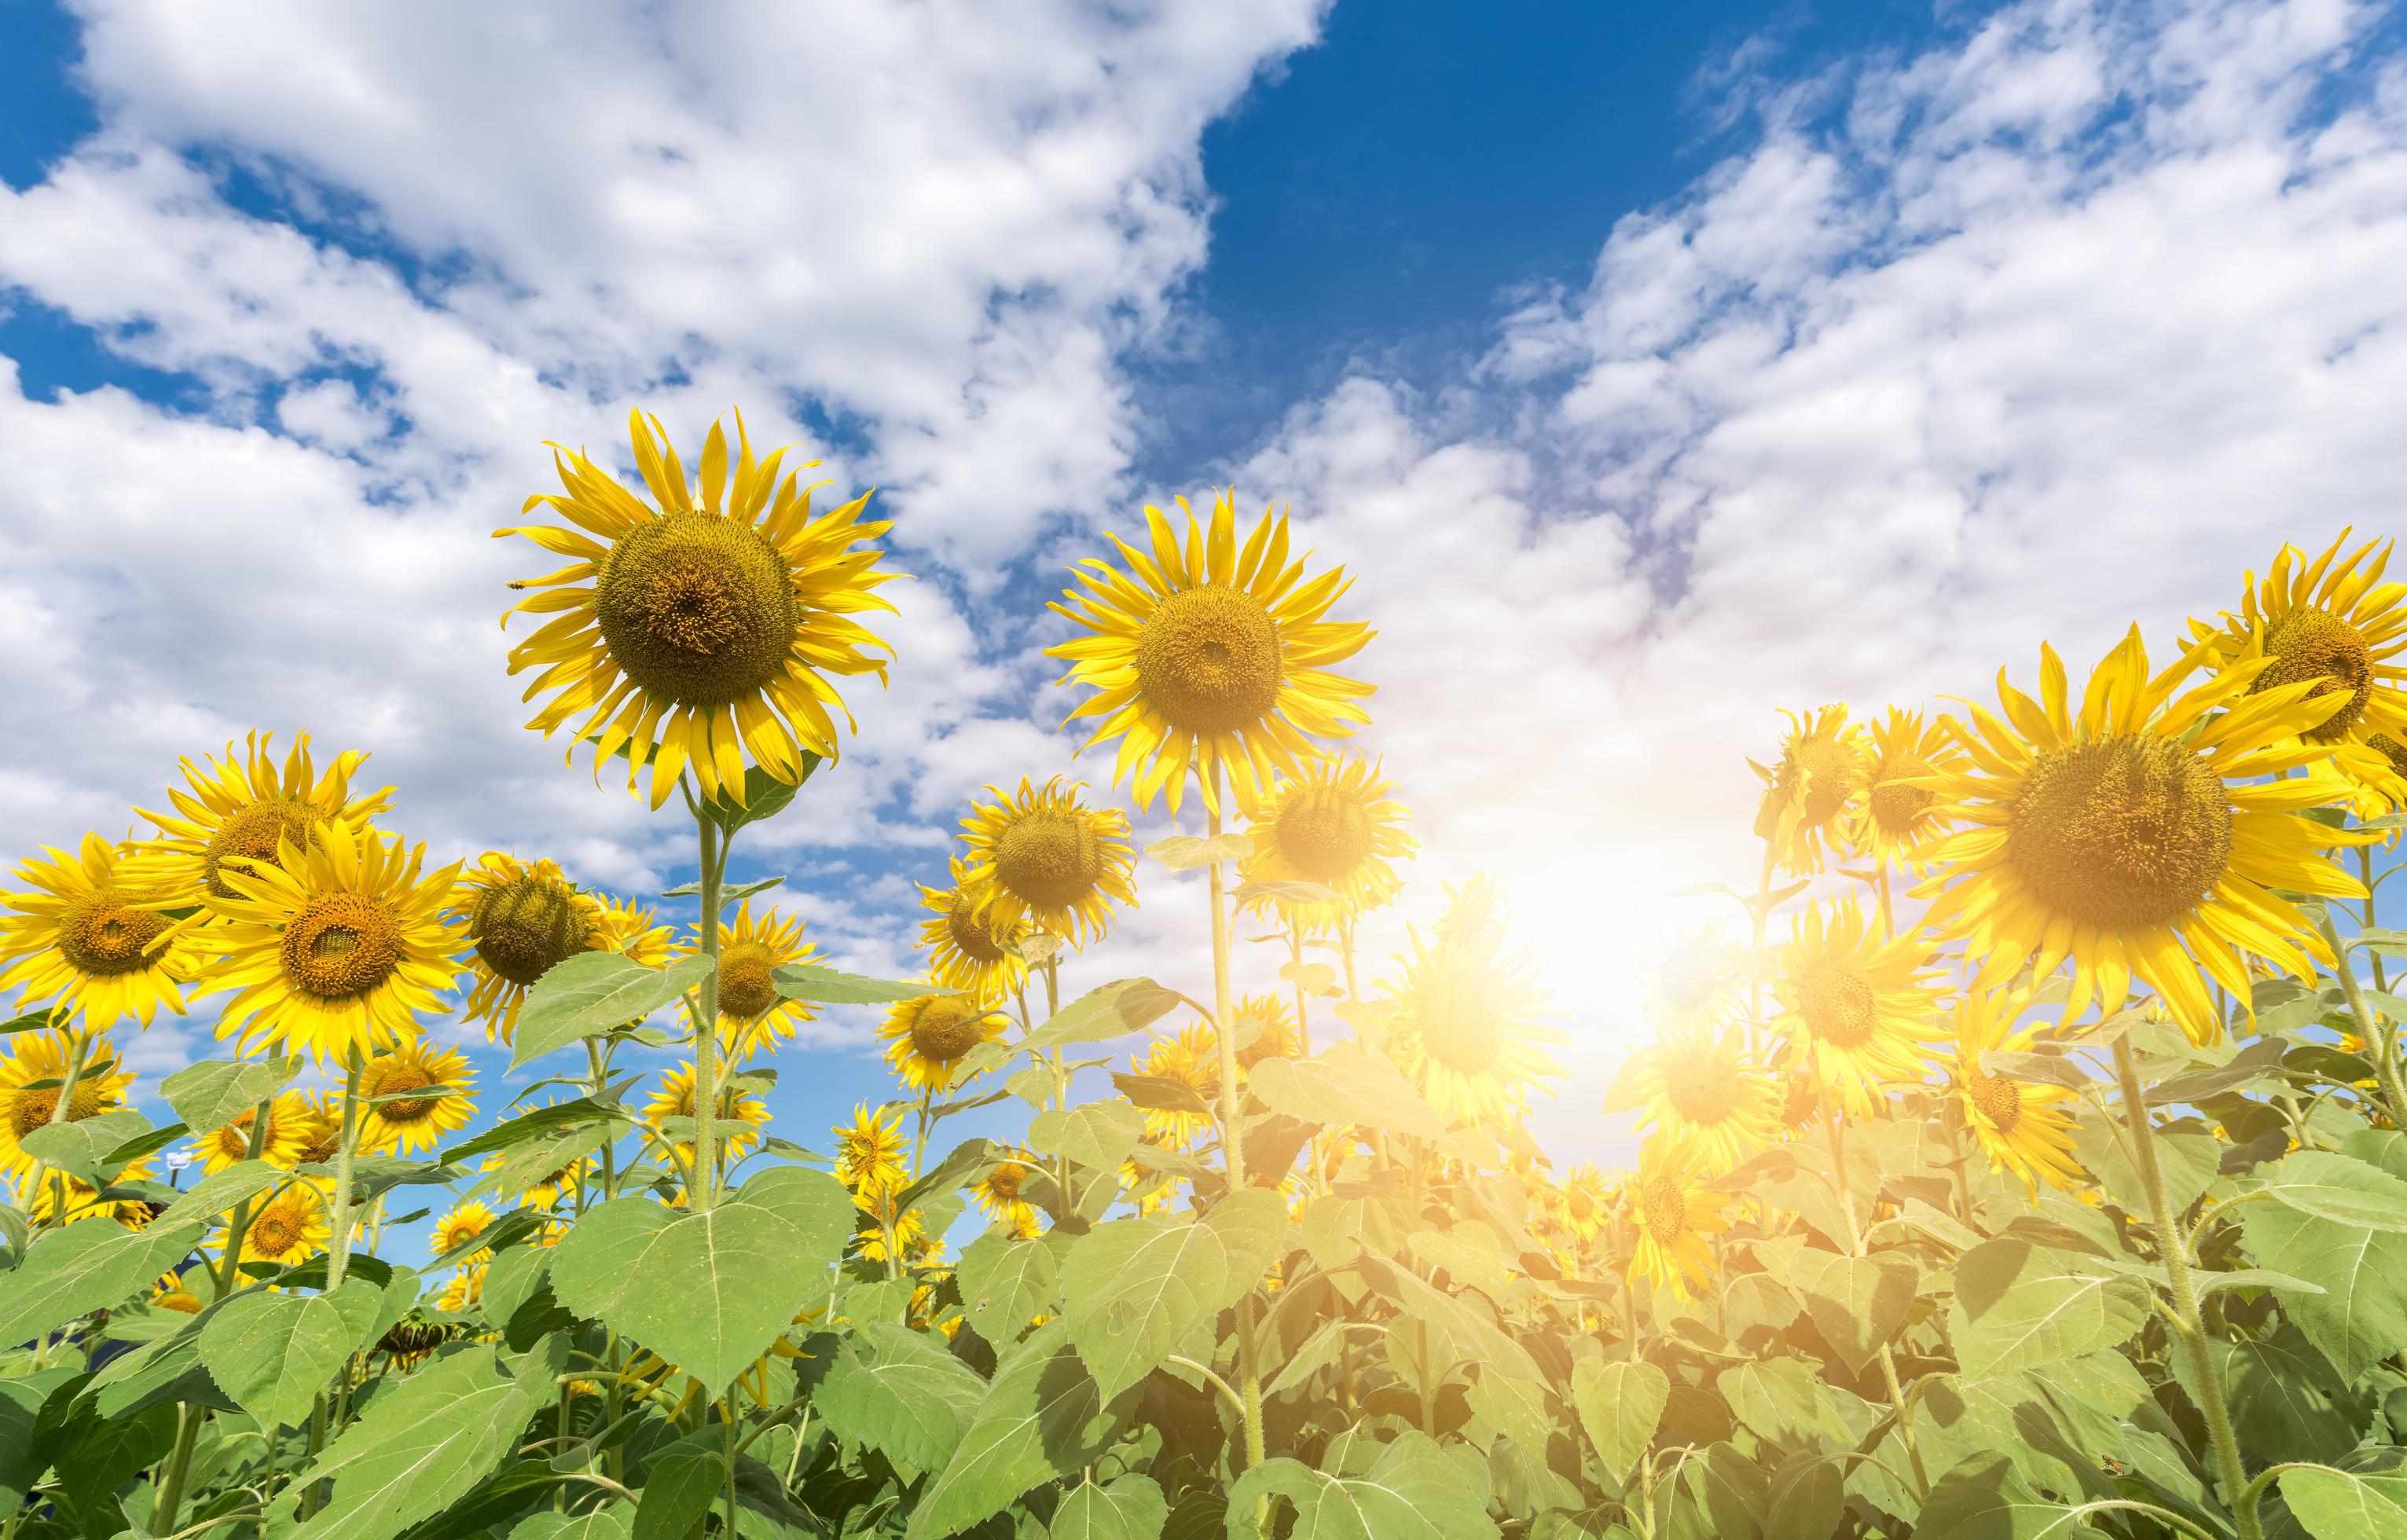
644,1062 -> 770,1165
0,834 -> 198,1031
0,1030 -> 134,1182
449,853 -> 609,1043
190,824 -> 462,1065
833,1105 -> 908,1191
1607,1028 -> 1779,1175
1752,706 -> 1869,877
1378,878 -> 1564,1129
1949,990 -> 2082,1194
1048,490 -> 1375,817
125,731 -> 391,905
497,409 -> 901,809
1915,626 -> 2365,1043
431,1201 -> 497,1263
879,992 -> 1008,1094
956,779 -> 1136,948
192,1090 -> 314,1174
1626,1142 -> 1730,1304
1231,992 -> 1303,1071
673,900 -> 818,1061
1771,901 -> 1943,1119
357,1040 -> 477,1155
915,858 -> 1029,999
1237,754 -> 1414,932
1847,707 -> 1965,867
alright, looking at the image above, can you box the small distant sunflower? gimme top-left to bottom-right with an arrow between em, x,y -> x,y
675,900 -> 819,1060
915,858 -> 1029,999
1132,1024 -> 1224,1144
1916,626 -> 2366,1043
591,894 -> 676,966
229,1182 -> 330,1268
1752,706 -> 1869,877
973,1153 -> 1040,1229
126,731 -> 392,904
1638,925 -> 1747,1038
1231,993 -> 1303,1072
1609,1028 -> 1780,1175
1378,878 -> 1565,1129
449,853 -> 607,1043
516,1157 -> 589,1212
644,1062 -> 770,1163
431,1201 -> 497,1263
1949,990 -> 2083,1194
879,992 -> 1008,1094
852,1182 -> 924,1264
190,823 -> 463,1065
833,1105 -> 908,1191
357,1040 -> 476,1155
0,833 -> 199,1031
0,1030 -> 134,1181
291,1092 -> 343,1167
1238,754 -> 1414,931
437,1267 -> 485,1313
1048,489 -> 1376,817
957,779 -> 1135,948
1848,707 -> 1964,867
1557,1161 -> 1614,1245
1625,1142 -> 1730,1303
498,409 -> 901,809
1772,901 -> 1943,1118
193,1091 -> 314,1173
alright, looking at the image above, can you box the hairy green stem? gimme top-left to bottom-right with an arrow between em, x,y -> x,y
690,800 -> 725,1210
1826,1113 -> 1927,1495
324,1049 -> 365,1292
2321,911 -> 2407,1127
1205,773 -> 1269,1480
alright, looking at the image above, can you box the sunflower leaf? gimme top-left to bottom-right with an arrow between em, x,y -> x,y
1948,1240 -> 2151,1380
771,962 -> 941,1006
1022,978 -> 1183,1052
1145,834 -> 1251,871
659,874 -> 783,904
2258,1149 -> 2407,1232
1246,1039 -> 1448,1141
511,952 -> 713,1069
442,1098 -> 627,1164
197,1277 -> 385,1430
21,1111 -> 153,1186
1111,1072 -> 1213,1116
0,1216 -> 210,1347
160,1057 -> 302,1137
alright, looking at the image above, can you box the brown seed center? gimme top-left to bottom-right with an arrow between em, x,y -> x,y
280,893 -> 405,1000
56,891 -> 171,977
1132,585 -> 1282,735
1798,962 -> 1879,1050
593,515 -> 798,707
1662,1051 -> 1743,1125
716,939 -> 780,1021
1639,1172 -> 1687,1245
2258,607 -> 2373,742
204,798 -> 320,896
2007,735 -> 2233,930
471,874 -> 589,987
995,810 -> 1104,911
1273,783 -> 1376,883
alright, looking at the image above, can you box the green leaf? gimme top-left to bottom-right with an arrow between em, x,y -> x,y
1916,1452 -> 2093,1539
907,1322 -> 1132,1540
1145,833 -> 1250,871
1948,1240 -> 2149,1380
20,1109 -> 152,1185
1113,1072 -> 1213,1116
955,1232 -> 1060,1341
1028,1101 -> 1146,1172
153,1157 -> 286,1228
1225,1432 -> 1501,1540
2280,1464 -> 2407,1540
510,1509 -> 637,1540
771,962 -> 941,1006
700,761 -> 815,834
2218,1329 -> 2369,1465
1022,979 -> 1183,1052
1570,1358 -> 1667,1483
512,952 -> 714,1069
286,1345 -> 547,1540
1048,1472 -> 1168,1540
1788,1248 -> 1917,1373
160,1055 -> 301,1134
1359,1253 -> 1543,1386
1246,1039 -> 1448,1141
1763,1452 -> 1845,1540
2194,1267 -> 2325,1297
1718,1355 -> 1846,1447
1980,1049 -> 2093,1091
549,1165 -> 850,1396
1233,879 -> 1340,907
633,1446 -> 723,1540
813,1321 -> 988,1475
1059,1215 -> 1230,1400
2149,1034 -> 2290,1105
660,874 -> 784,905
2241,1190 -> 2407,1378
1298,1190 -> 1407,1274
50,1400 -> 177,1538
1205,1188 -> 1290,1307
0,1215 -> 207,1345
2260,1150 -> 2407,1232
2069,1107 -> 2215,1216
442,1098 -> 626,1164
198,1277 -> 385,1429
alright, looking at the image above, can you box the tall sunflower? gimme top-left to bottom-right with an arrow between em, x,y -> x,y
956,779 -> 1136,948
1948,990 -> 2082,1194
1848,707 -> 1965,867
1047,490 -> 1375,817
1378,878 -> 1564,1129
879,992 -> 1007,1094
1752,706 -> 1869,877
643,1062 -> 769,1164
674,900 -> 819,1060
126,731 -> 391,904
1625,1142 -> 1730,1304
0,1030 -> 134,1182
1132,1025 -> 1224,1145
833,1105 -> 908,1190
225,1183 -> 330,1268
449,853 -> 608,1043
1608,1028 -> 1780,1175
1771,901 -> 1943,1118
1237,754 -> 1414,931
1915,626 -> 2365,1043
498,409 -> 900,809
915,858 -> 1029,999
2193,530 -> 2407,744
357,1040 -> 477,1155
0,834 -> 198,1031
193,1091 -> 314,1174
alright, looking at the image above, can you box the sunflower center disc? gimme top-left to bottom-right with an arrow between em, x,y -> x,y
2259,608 -> 2373,742
1275,785 -> 1376,882
2373,733 -> 2407,779
594,515 -> 798,707
987,1161 -> 1026,1199
281,893 -> 405,1000
1639,1172 -> 1688,1245
56,891 -> 171,977
2007,735 -> 2233,930
1662,1052 -> 1742,1125
996,811 -> 1104,910
716,940 -> 780,1021
908,996 -> 989,1062
205,799 -> 321,896
1868,757 -> 1936,836
1132,585 -> 1283,735
371,1066 -> 438,1124
471,875 -> 589,986
1971,1072 -> 2024,1133
945,888 -> 1011,962
1418,974 -> 1506,1073
10,1076 -> 105,1137
251,1206 -> 298,1255
1799,962 -> 1880,1050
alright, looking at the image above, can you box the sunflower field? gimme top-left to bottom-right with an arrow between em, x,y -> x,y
8,411 -> 2407,1540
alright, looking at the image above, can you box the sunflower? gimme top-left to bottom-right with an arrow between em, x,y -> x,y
1237,754 -> 1414,931
1948,989 -> 2082,1194
591,894 -> 676,966
152,1274 -> 204,1314
1771,901 -> 1943,1118
497,409 -> 901,810
833,1105 -> 908,1191
190,823 -> 462,1065
436,1267 -> 484,1313
879,992 -> 1007,1094
1609,1028 -> 1780,1175
227,1182 -> 330,1268
0,1029 -> 134,1182
431,1201 -> 497,1263
1752,706 -> 1869,877
30,1157 -> 160,1229
193,1091 -> 314,1174
956,779 -> 1135,948
973,1153 -> 1040,1229
1915,626 -> 2367,1043
0,833 -> 198,1031
126,731 -> 392,905
290,1092 -> 343,1167
1231,992 -> 1303,1072
1848,707 -> 1964,867
851,1182 -> 924,1264
357,1040 -> 476,1155
1132,1024 -> 1224,1144
516,1158 -> 589,1212
449,853 -> 609,1044
643,1062 -> 770,1163
2193,531 -> 2407,743
1625,1142 -> 1730,1304
1378,878 -> 1565,1129
915,858 -> 1029,999
1048,490 -> 1376,818
1556,1161 -> 1614,1245
674,900 -> 819,1061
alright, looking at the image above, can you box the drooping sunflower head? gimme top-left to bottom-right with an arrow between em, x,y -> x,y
643,1061 -> 770,1164
957,778 -> 1136,949
1378,878 -> 1565,1129
0,1029 -> 134,1181
1625,1140 -> 1730,1304
1608,1028 -> 1780,1176
0,833 -> 198,1032
357,1040 -> 476,1155
916,857 -> 1029,998
1230,992 -> 1303,1072
1770,900 -> 1943,1119
449,852 -> 609,1044
431,1201 -> 498,1263
126,731 -> 393,906
230,1183 -> 330,1267
1752,706 -> 1869,877
1848,706 -> 1965,866
1915,626 -> 2366,1043
1638,924 -> 1746,1037
1133,1023 -> 1224,1144
673,900 -> 819,1061
879,992 -> 1008,1094
291,1091 -> 343,1167
190,823 -> 463,1065
973,1150 -> 1040,1227
1238,754 -> 1414,930
1048,490 -> 1376,817
498,409 -> 901,809
833,1104 -> 908,1192
192,1089 -> 314,1174
1949,989 -> 2083,1195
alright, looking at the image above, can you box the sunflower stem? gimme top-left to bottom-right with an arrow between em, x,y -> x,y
1206,773 -> 1270,1481
1044,956 -> 1071,1221
692,800 -> 724,1212
1825,1111 -> 1927,1496
2361,845 -> 2390,992
31,1025 -> 94,1234
2111,1033 -> 2261,1540
2320,910 -> 2407,1128
324,1048 -> 365,1293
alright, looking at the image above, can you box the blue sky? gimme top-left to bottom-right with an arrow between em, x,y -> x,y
5,0 -> 2407,1260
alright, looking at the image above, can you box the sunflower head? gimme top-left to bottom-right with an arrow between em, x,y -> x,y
1752,706 -> 1869,876
1239,754 -> 1414,930
1231,993 -> 1303,1071
674,900 -> 819,1060
833,1104 -> 908,1191
1134,1024 -> 1224,1144
917,857 -> 1029,997
2191,531 -> 2407,746
0,834 -> 199,1032
1950,991 -> 2084,1194
452,854 -> 606,1042
1625,1141 -> 1730,1304
1378,878 -> 1565,1129
1609,1028 -> 1778,1175
957,779 -> 1136,948
233,1184 -> 330,1267
0,1030 -> 135,1181
1771,900 -> 1943,1119
1849,706 -> 1964,866
643,1062 -> 769,1163
974,1152 -> 1040,1226
126,732 -> 394,908
880,992 -> 1007,1094
193,1091 -> 314,1174
431,1201 -> 497,1263
1638,925 -> 1745,1037
358,1040 -> 476,1155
